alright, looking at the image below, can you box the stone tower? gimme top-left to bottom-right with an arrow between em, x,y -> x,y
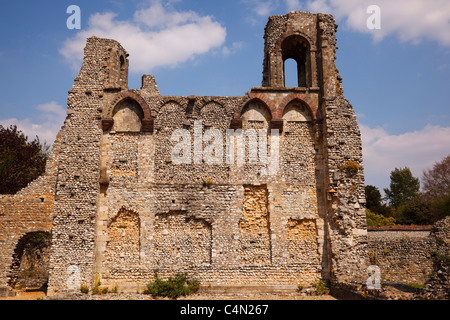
0,12 -> 369,296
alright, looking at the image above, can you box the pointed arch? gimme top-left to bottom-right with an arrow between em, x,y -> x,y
282,99 -> 313,122
239,98 -> 272,121
278,95 -> 316,121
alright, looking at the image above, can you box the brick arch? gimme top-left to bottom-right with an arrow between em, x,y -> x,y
233,97 -> 273,121
277,94 -> 317,120
110,91 -> 153,120
102,91 -> 154,133
200,101 -> 227,129
200,100 -> 226,114
158,99 -> 184,113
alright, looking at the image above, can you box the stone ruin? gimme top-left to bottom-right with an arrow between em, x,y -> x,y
0,11 -> 371,296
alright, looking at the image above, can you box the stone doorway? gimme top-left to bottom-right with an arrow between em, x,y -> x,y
8,231 -> 51,292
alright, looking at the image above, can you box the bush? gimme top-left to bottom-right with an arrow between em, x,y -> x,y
91,274 -> 111,295
313,280 -> 329,295
339,161 -> 359,177
80,284 -> 89,294
366,208 -> 396,227
145,271 -> 200,299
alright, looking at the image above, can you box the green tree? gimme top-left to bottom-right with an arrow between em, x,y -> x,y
365,185 -> 382,211
365,185 -> 394,217
384,167 -> 420,209
0,125 -> 48,194
396,196 -> 432,225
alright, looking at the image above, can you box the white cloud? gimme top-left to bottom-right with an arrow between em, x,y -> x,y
255,1 -> 277,16
221,41 -> 245,56
243,0 -> 279,17
285,0 -> 306,11
0,102 -> 66,145
60,1 -> 227,73
303,0 -> 450,46
360,124 -> 450,190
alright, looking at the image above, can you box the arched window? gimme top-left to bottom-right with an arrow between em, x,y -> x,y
281,35 -> 311,87
119,55 -> 125,70
284,58 -> 298,87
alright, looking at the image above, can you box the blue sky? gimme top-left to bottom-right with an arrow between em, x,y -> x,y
1,0 -> 450,192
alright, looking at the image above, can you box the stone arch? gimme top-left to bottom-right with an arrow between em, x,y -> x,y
280,34 -> 311,87
282,99 -> 313,122
102,91 -> 154,133
200,101 -> 227,129
104,208 -> 141,269
112,98 -> 144,132
155,101 -> 186,130
8,231 -> 51,290
276,31 -> 314,52
240,99 -> 273,132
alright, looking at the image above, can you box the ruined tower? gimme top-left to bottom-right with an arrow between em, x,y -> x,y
0,12 -> 369,296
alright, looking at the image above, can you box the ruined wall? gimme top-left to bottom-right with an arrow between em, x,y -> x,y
47,37 -> 129,294
0,184 -> 54,290
80,11 -> 364,293
93,95 -> 325,290
0,12 -> 371,296
367,227 -> 436,284
0,134 -> 60,292
418,217 -> 450,300
323,95 -> 368,283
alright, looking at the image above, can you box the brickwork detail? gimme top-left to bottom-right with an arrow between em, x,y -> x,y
154,211 -> 212,268
286,219 -> 318,265
105,208 -> 140,269
239,185 -> 271,265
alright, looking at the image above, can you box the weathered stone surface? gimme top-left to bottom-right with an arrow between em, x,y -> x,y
415,217 -> 450,300
1,12 -> 375,296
